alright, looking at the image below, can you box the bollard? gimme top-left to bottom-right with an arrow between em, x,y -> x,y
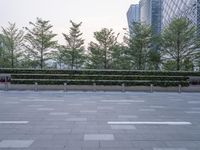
64,83 -> 67,92
93,82 -> 96,92
34,82 -> 38,91
150,84 -> 153,93
4,82 -> 8,91
4,76 -> 8,91
122,83 -> 125,92
178,84 -> 181,93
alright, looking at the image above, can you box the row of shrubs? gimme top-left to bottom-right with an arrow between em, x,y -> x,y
11,79 -> 189,87
0,68 -> 194,87
1,68 -> 200,76
11,74 -> 189,81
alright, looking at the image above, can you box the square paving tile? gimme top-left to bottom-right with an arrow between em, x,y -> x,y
84,134 -> 114,141
0,140 -> 34,148
66,118 -> 87,121
110,125 -> 136,130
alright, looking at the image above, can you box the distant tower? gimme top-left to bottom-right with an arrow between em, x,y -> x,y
127,4 -> 140,31
162,0 -> 200,33
139,0 -> 163,34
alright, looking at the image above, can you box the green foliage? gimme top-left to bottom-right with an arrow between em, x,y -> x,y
161,17 -> 199,71
0,17 -> 200,72
1,22 -> 24,68
87,28 -> 119,69
111,45 -> 133,70
2,68 -> 189,87
147,50 -> 161,70
24,18 -> 57,69
61,20 -> 85,69
163,60 -> 177,71
126,22 -> 152,70
1,68 -> 200,76
11,79 -> 189,87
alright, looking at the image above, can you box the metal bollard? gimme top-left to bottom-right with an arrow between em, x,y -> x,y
4,82 -> 8,91
122,83 -> 125,92
93,82 -> 96,92
34,82 -> 38,91
178,84 -> 181,93
64,83 -> 67,92
150,84 -> 153,93
4,76 -> 8,91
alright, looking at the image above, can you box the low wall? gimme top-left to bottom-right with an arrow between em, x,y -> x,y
0,83 -> 200,92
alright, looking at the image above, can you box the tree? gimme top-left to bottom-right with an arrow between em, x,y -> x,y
24,18 -> 57,69
0,34 -> 7,67
61,20 -> 85,69
87,28 -> 119,69
161,17 -> 199,71
1,22 -> 24,68
147,49 -> 161,70
111,44 -> 132,70
162,60 -> 177,71
52,46 -> 65,69
126,22 -> 152,70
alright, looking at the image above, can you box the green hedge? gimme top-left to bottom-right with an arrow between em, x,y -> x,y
1,68 -> 200,76
11,79 -> 189,87
11,74 -> 189,81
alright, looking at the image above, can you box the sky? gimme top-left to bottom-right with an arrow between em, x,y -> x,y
0,0 -> 140,46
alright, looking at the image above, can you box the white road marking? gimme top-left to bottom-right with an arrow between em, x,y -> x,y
21,100 -> 64,102
37,108 -> 55,111
154,148 -> 187,150
107,121 -> 192,125
49,112 -> 69,115
80,110 -> 97,113
4,102 -> 20,104
0,121 -> 29,124
101,100 -> 144,103
149,106 -> 165,109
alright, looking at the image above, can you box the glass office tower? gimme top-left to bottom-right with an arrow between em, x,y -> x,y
127,4 -> 140,31
162,0 -> 200,32
139,0 -> 163,34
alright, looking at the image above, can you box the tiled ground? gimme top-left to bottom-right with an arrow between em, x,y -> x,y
0,91 -> 200,150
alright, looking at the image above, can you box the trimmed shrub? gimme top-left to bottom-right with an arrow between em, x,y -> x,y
1,68 -> 200,76
11,74 -> 189,81
11,79 -> 189,87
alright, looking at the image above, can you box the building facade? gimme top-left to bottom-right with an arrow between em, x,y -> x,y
162,0 -> 200,31
127,4 -> 140,30
139,0 -> 163,34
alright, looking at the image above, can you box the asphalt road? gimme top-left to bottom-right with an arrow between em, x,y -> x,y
0,91 -> 200,150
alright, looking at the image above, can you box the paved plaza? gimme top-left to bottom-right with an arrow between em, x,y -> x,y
0,91 -> 200,150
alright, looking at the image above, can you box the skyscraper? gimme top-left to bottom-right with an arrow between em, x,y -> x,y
139,0 -> 163,34
127,4 -> 140,30
162,0 -> 200,32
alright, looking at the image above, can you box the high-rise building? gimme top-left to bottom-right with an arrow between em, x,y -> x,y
127,4 -> 140,30
162,0 -> 200,32
139,0 -> 163,34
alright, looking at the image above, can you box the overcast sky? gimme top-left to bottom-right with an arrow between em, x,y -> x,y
0,0 -> 139,45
